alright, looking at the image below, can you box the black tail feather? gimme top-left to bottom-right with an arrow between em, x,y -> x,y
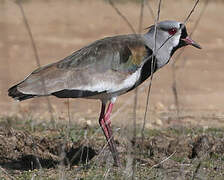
8,85 -> 35,101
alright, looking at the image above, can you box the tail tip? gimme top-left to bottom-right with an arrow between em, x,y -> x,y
8,85 -> 34,101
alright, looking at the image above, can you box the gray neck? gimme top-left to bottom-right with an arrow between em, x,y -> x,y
142,33 -> 175,69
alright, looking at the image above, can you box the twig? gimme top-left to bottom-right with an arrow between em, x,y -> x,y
177,0 -> 209,68
138,0 -> 145,33
91,132 -> 116,167
0,166 -> 15,180
183,0 -> 200,25
103,168 -> 111,180
132,1 -> 145,178
141,0 -> 162,143
16,0 -> 54,126
139,2 -> 162,177
192,162 -> 201,180
149,151 -> 176,170
190,0 -> 209,37
145,0 -> 155,20
133,0 -> 145,177
107,0 -> 136,34
16,0 -> 40,67
170,0 -> 208,120
67,98 -> 72,137
171,63 -> 181,120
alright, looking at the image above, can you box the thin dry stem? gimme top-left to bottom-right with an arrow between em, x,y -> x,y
0,166 -> 15,180
132,0 -> 145,177
16,0 -> 54,126
183,0 -> 200,25
149,151 -> 176,170
171,0 -> 208,120
141,0 -> 162,142
192,162 -> 201,180
67,98 -> 72,137
145,0 -> 155,20
108,0 -> 136,34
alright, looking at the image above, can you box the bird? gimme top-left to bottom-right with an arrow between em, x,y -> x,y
8,20 -> 201,166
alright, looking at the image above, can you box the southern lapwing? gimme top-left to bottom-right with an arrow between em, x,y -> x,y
8,20 -> 201,166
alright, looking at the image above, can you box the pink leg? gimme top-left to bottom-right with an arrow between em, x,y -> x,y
104,103 -> 113,125
99,102 -> 120,166
99,103 -> 109,139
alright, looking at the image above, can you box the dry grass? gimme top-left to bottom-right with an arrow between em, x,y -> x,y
0,116 -> 224,179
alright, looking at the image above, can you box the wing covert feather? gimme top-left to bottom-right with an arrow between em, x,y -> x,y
17,34 -> 150,96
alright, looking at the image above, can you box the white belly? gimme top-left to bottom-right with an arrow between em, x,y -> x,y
85,68 -> 141,101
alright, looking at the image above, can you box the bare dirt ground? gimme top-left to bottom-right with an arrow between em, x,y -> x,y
0,0 -> 224,179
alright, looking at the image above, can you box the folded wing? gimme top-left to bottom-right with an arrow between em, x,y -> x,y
8,35 -> 149,100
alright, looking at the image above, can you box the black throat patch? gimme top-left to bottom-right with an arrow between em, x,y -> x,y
170,24 -> 188,56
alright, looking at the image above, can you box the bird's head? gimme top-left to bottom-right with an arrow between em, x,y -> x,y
144,20 -> 201,68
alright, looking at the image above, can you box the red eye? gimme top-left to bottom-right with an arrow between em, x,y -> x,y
168,28 -> 177,35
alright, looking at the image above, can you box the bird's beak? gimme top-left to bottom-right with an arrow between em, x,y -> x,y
181,36 -> 202,49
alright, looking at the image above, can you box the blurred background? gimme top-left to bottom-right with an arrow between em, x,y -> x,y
1,0 -> 224,178
0,0 -> 224,128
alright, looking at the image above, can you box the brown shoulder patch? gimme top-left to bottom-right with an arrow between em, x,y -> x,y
128,44 -> 148,66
